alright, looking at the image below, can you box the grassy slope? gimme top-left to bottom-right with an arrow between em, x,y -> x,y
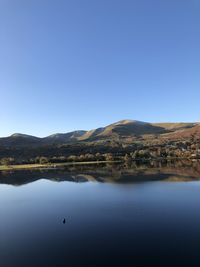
152,122 -> 197,130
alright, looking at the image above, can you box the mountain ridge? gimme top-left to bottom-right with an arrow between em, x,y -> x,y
0,120 -> 199,148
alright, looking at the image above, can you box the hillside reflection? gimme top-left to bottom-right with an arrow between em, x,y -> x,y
1,160 -> 200,186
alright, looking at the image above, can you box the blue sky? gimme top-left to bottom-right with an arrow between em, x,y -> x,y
1,0 -> 200,137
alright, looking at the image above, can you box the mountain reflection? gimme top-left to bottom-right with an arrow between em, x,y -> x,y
1,160 -> 200,186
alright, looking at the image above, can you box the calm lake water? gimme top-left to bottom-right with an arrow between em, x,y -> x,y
1,160 -> 200,267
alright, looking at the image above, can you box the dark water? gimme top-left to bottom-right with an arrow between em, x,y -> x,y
1,160 -> 200,267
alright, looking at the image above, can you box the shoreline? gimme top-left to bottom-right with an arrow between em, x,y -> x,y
0,160 -> 121,171
0,158 -> 199,172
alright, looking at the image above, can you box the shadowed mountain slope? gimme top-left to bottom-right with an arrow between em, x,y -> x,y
0,134 -> 41,147
80,120 -> 166,140
43,130 -> 86,144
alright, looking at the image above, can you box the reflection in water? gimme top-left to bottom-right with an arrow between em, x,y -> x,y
1,160 -> 200,186
1,160 -> 200,267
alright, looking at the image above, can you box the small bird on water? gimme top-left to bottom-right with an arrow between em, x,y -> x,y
63,218 -> 66,224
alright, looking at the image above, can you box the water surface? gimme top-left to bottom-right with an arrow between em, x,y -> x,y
1,160 -> 200,267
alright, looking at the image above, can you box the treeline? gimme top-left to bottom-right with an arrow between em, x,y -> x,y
0,138 -> 200,166
0,153 -> 116,166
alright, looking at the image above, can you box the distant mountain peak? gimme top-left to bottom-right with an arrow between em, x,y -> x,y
11,133 -> 25,137
10,133 -> 37,138
113,120 -> 147,125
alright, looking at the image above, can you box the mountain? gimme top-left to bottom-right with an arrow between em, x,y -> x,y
161,123 -> 200,140
43,130 -> 86,144
79,120 -> 165,140
0,133 -> 41,147
152,122 -> 196,131
0,131 -> 86,148
0,120 -> 199,148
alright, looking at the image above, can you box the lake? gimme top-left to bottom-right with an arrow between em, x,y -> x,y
1,160 -> 200,267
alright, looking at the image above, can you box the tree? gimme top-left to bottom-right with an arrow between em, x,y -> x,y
104,153 -> 114,161
67,155 -> 78,162
39,157 -> 49,164
1,157 -> 15,166
124,153 -> 132,162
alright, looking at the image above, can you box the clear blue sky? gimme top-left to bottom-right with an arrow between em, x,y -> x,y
1,0 -> 200,137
